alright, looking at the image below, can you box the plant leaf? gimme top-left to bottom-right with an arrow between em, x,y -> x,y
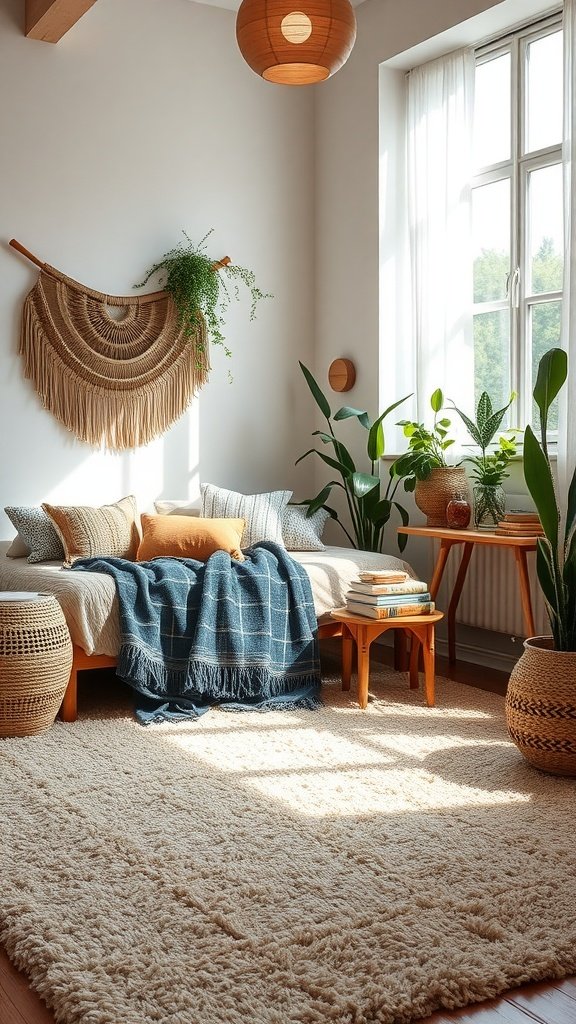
333,406 -> 371,429
306,483 -> 340,515
565,466 -> 576,551
333,440 -> 356,473
430,388 -> 443,413
367,418 -> 385,461
523,426 -> 559,550
476,392 -> 492,428
368,498 -> 392,527
299,361 -> 331,420
451,405 -> 482,447
351,472 -> 380,498
533,348 -> 567,439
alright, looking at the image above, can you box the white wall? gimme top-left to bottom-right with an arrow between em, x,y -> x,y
0,0 -> 316,538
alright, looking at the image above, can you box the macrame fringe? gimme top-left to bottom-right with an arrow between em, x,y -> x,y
19,268 -> 209,451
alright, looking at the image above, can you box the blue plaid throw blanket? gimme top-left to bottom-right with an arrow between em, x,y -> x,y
71,542 -> 321,723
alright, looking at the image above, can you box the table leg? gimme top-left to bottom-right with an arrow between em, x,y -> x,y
514,546 -> 536,638
394,629 -> 408,671
421,625 -> 436,707
341,628 -> 353,691
409,632 -> 420,689
447,542 -> 474,664
60,668 -> 78,723
356,624 -> 371,710
429,539 -> 454,599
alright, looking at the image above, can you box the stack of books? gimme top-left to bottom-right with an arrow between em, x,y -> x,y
495,511 -> 543,537
345,569 -> 435,619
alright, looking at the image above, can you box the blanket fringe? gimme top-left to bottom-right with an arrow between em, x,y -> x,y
118,644 -> 320,703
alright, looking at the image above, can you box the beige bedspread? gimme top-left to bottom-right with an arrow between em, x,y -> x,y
0,542 -> 413,657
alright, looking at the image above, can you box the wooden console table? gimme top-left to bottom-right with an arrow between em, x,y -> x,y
398,526 -> 538,663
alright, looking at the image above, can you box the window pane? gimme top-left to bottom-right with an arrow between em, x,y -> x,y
526,31 -> 563,154
528,163 -> 563,295
473,310 -> 511,411
531,301 -> 562,429
474,53 -> 511,168
473,179 -> 510,303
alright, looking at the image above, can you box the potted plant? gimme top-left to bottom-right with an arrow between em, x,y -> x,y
135,230 -> 271,375
505,348 -> 576,775
450,391 -> 518,529
296,363 -> 412,552
391,390 -> 470,527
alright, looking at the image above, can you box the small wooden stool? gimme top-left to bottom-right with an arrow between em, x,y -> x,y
329,608 -> 444,709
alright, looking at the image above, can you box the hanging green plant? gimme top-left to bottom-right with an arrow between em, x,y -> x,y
135,230 -> 271,366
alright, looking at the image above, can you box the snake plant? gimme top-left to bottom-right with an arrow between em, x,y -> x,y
523,348 -> 576,650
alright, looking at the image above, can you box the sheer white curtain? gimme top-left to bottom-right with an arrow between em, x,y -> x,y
406,48 -> 475,448
560,0 -> 576,507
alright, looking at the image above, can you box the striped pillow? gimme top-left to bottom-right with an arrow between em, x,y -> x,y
200,484 -> 292,549
42,495 -> 140,567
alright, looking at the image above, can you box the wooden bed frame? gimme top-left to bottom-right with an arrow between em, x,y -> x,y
60,624 -> 408,722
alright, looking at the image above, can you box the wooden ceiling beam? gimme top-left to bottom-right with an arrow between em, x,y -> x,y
25,0 -> 98,43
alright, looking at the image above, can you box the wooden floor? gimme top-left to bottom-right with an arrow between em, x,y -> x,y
2,652 -> 575,1024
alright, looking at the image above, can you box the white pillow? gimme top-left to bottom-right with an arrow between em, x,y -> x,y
282,505 -> 329,551
5,533 -> 31,558
154,499 -> 201,517
200,484 -> 292,548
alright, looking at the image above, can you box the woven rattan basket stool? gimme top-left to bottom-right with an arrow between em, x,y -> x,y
0,592 -> 73,737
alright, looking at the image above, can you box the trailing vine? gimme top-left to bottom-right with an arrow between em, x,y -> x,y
135,230 -> 271,369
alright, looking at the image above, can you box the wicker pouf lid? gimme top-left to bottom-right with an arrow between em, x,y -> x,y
0,592 -> 73,738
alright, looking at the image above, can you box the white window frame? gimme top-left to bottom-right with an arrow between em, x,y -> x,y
473,11 -> 563,429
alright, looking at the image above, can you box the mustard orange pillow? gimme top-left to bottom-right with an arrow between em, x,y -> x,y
137,514 -> 246,562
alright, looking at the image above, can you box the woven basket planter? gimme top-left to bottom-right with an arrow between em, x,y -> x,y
506,637 -> 576,776
415,467 -> 471,528
0,594 -> 72,738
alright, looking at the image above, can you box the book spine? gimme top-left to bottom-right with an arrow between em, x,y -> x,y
350,581 -> 428,595
346,601 -> 435,619
346,591 -> 431,606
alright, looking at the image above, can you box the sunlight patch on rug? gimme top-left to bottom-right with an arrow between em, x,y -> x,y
1,669 -> 575,1024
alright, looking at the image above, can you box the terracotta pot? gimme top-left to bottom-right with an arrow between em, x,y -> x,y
506,637 -> 576,776
414,467 -> 471,528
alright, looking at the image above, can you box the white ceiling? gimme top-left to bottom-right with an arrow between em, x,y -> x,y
187,0 -> 365,13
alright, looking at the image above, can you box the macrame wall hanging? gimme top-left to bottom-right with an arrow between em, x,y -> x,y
9,239 -> 230,452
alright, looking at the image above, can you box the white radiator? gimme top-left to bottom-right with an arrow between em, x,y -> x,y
442,543 -> 548,638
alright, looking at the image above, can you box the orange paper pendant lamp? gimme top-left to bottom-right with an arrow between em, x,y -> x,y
236,0 -> 357,85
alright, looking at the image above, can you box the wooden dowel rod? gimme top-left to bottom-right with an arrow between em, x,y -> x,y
9,239 -> 232,273
9,239 -> 44,269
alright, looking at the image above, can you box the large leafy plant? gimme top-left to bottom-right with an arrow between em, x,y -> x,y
296,363 -> 412,552
451,391 -> 518,487
391,389 -> 458,491
523,348 -> 576,651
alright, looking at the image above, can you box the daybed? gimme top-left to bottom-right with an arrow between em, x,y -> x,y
0,541 -> 414,720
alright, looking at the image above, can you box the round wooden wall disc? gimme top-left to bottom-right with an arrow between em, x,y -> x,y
328,358 -> 356,392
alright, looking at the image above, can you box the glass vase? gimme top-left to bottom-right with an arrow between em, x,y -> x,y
473,483 -> 505,530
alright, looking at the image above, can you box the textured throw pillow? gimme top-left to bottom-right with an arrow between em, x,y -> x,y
42,495 -> 140,568
4,506 -> 65,563
5,533 -> 32,558
282,504 -> 329,551
154,499 -> 201,517
200,484 -> 292,549
137,514 -> 245,562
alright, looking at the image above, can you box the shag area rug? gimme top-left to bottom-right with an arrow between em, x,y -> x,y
1,667 -> 576,1024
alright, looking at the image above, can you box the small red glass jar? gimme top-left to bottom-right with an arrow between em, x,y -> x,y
446,496 -> 471,529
